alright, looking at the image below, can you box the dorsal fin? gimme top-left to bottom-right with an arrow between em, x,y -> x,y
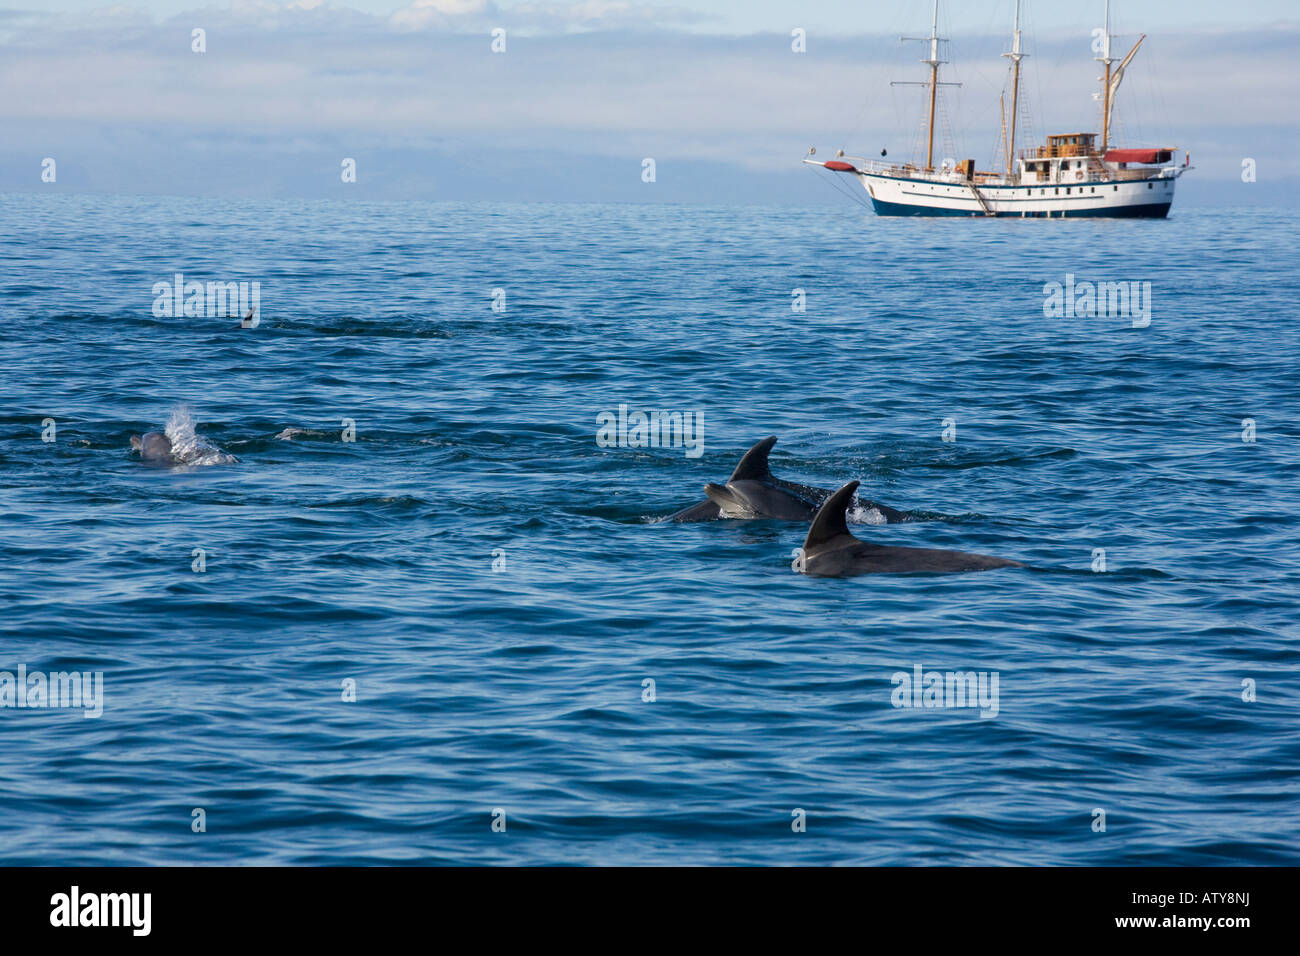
803,481 -> 860,550
729,436 -> 777,482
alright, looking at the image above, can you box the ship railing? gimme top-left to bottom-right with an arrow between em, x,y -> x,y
1013,146 -> 1180,176
836,156 -> 979,181
833,157 -> 906,175
1018,146 -> 1091,159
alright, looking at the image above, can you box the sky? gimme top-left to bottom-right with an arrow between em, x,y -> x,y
18,0 -> 1300,34
2,1 -> 1296,205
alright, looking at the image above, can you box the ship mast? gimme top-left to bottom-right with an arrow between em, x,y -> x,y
1001,0 -> 1025,177
1097,0 -> 1144,153
1098,0 -> 1114,151
924,0 -> 940,171
893,0 -> 960,172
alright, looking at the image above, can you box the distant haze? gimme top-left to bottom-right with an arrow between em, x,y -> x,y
2,1 -> 1295,206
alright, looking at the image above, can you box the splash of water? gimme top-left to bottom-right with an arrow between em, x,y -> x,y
847,500 -> 888,525
164,405 -> 237,466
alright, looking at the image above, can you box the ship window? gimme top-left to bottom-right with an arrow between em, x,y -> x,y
1066,187 -> 1071,194
1148,183 -> 1154,189
1114,186 -> 1118,191
1054,188 -> 1059,195
1091,187 -> 1096,193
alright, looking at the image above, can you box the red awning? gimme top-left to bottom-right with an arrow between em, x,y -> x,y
823,161 -> 857,172
1104,149 -> 1172,165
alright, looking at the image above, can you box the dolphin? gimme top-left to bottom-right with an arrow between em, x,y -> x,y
129,431 -> 175,465
667,436 -> 906,523
795,481 -> 1022,576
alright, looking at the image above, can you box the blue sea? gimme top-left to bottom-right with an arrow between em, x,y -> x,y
2,194 -> 1298,865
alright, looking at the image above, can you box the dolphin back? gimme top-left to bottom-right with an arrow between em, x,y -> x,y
665,500 -> 722,522
133,430 -> 174,461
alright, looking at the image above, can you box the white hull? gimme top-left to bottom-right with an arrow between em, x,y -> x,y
859,167 -> 1184,218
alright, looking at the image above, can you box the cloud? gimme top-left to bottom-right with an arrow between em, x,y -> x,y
388,0 -> 708,33
1,6 -> 1295,201
390,0 -> 494,32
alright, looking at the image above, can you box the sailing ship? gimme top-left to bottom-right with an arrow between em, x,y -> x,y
805,0 -> 1190,218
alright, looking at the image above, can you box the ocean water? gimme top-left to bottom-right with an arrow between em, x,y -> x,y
2,193 -> 1298,865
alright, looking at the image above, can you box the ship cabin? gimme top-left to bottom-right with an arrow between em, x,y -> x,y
1016,133 -> 1102,186
1015,132 -> 1174,187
